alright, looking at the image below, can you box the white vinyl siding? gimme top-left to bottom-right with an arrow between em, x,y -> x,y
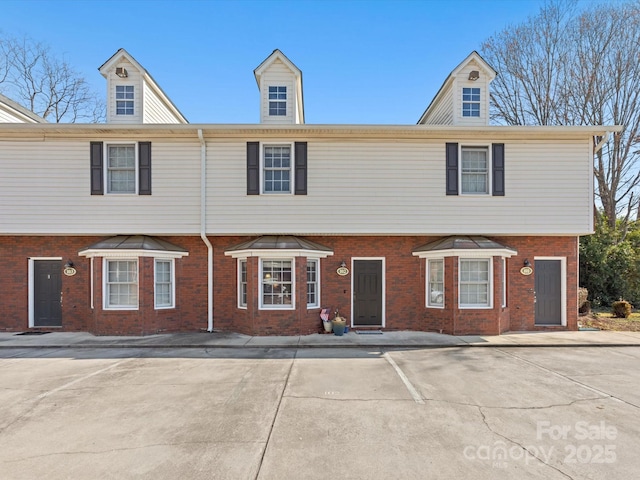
154,259 -> 174,309
259,59 -> 295,124
105,259 -> 138,309
427,259 -> 444,308
206,138 -> 592,235
0,139 -> 200,234
107,59 -> 142,124
459,258 -> 492,308
142,82 -> 185,124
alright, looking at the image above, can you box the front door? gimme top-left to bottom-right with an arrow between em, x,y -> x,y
33,260 -> 62,327
353,260 -> 383,327
534,259 -> 562,325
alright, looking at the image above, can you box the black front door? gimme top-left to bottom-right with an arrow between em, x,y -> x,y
534,259 -> 562,325
34,260 -> 62,327
353,260 -> 383,326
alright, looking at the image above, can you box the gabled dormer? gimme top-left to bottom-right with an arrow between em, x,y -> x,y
254,50 -> 304,124
0,93 -> 47,123
99,49 -> 188,124
418,51 -> 496,126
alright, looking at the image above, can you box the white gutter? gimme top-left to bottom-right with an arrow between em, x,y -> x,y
198,129 -> 214,332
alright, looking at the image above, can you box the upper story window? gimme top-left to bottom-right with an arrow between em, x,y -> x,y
264,145 -> 291,193
461,147 -> 489,195
462,87 -> 480,117
116,85 -> 134,115
107,144 -> 137,194
268,86 -> 287,116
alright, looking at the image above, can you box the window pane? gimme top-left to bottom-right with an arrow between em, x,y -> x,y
155,260 -> 173,308
428,259 -> 444,306
239,260 -> 247,307
307,259 -> 319,307
107,145 -> 136,193
460,259 -> 490,307
106,260 -> 138,308
262,259 -> 293,306
461,148 -> 488,194
264,146 -> 292,193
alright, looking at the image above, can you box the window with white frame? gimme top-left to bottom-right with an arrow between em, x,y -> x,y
307,259 -> 319,308
238,259 -> 247,308
116,85 -> 134,115
105,259 -> 138,309
462,87 -> 480,117
461,147 -> 489,194
261,259 -> 294,308
263,145 -> 291,193
427,259 -> 444,307
154,259 -> 174,308
268,86 -> 287,116
459,258 -> 491,308
107,144 -> 136,194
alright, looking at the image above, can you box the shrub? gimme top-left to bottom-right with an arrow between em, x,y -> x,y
612,300 -> 632,318
578,287 -> 589,308
579,300 -> 591,315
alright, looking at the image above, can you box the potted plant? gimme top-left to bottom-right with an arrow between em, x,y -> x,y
332,310 -> 347,336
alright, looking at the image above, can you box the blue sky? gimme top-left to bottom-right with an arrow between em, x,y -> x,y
1,0 -> 594,124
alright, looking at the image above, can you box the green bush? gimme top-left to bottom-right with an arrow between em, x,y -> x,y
612,300 -> 632,318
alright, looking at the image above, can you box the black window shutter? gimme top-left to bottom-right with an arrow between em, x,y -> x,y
138,142 -> 152,195
247,142 -> 260,195
90,141 -> 104,195
492,143 -> 505,196
294,142 -> 307,195
446,142 -> 458,195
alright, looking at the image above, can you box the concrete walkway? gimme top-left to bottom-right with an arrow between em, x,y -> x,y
1,329 -> 640,349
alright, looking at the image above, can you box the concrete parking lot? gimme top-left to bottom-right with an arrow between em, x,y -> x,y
1,346 -> 639,479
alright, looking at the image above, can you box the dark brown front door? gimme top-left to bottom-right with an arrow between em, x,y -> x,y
34,260 -> 62,327
534,259 -> 562,325
353,260 -> 383,326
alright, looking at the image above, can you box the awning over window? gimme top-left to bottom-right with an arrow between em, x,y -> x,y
225,235 -> 334,259
78,235 -> 189,259
412,236 -> 517,259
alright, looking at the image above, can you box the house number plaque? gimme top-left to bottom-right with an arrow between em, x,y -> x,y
63,267 -> 77,276
520,266 -> 533,276
336,266 -> 349,276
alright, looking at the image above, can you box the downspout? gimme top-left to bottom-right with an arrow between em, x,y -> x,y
198,129 -> 214,332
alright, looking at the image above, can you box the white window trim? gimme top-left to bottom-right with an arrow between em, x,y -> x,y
459,144 -> 491,196
261,142 -> 294,195
534,256 -> 567,327
103,258 -> 139,311
154,258 -> 175,310
306,258 -> 320,309
105,142 -> 139,195
268,85 -> 287,116
259,257 -> 295,310
458,257 -> 493,309
426,258 -> 445,309
501,257 -> 507,308
462,87 -> 481,118
115,85 -> 134,116
238,258 -> 248,309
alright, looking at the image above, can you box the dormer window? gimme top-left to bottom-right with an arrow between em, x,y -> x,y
116,85 -> 134,115
462,87 -> 480,117
268,86 -> 287,116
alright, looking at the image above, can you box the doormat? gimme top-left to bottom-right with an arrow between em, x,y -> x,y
355,330 -> 383,335
15,331 -> 51,336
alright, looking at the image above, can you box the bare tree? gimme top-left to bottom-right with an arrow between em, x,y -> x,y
481,1 -> 640,230
0,35 -> 104,123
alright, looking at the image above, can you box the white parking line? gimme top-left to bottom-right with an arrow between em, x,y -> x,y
36,359 -> 133,400
383,352 -> 425,404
